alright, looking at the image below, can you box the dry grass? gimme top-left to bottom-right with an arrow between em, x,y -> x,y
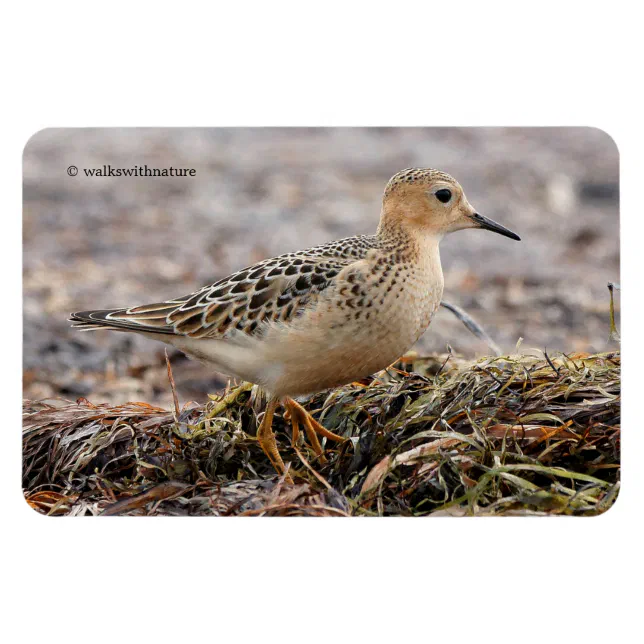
23,350 -> 620,517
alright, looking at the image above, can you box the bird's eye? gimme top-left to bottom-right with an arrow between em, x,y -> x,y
435,189 -> 452,204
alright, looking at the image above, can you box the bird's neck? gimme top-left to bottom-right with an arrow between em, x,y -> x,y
376,217 -> 442,265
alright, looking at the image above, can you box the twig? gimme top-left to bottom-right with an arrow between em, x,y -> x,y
607,282 -> 620,343
267,462 -> 293,502
440,300 -> 502,356
435,347 -> 453,378
165,349 -> 180,421
293,444 -> 332,490
543,349 -> 560,376
100,481 -> 191,516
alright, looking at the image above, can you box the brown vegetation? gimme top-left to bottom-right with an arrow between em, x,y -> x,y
23,350 -> 620,517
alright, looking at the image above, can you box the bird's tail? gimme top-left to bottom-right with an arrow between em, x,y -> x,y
69,307 -> 176,335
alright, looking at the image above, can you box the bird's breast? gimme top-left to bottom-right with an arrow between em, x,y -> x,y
257,254 -> 443,396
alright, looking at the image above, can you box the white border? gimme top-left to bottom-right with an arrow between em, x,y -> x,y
5,2 -> 641,642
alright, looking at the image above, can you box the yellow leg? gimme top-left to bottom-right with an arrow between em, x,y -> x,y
303,419 -> 326,462
257,398 -> 293,483
287,403 -> 325,461
284,398 -> 345,463
284,407 -> 301,447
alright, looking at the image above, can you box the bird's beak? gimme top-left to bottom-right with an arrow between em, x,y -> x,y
470,213 -> 521,241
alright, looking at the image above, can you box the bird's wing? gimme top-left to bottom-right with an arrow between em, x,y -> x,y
70,235 -> 378,339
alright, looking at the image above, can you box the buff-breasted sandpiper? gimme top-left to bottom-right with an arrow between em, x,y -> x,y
70,168 -> 520,480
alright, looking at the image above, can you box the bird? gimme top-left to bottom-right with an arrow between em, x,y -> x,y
70,167 -> 520,481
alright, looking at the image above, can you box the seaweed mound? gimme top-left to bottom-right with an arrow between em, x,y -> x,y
23,351 -> 620,517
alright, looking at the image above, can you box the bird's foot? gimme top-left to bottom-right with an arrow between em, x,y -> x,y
257,398 -> 294,484
283,397 -> 345,464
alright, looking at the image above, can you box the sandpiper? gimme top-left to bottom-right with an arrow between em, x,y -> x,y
71,167 -> 520,479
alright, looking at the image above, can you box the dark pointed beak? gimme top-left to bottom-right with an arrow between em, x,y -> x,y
471,213 -> 521,241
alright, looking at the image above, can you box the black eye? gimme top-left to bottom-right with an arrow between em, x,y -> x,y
435,189 -> 452,204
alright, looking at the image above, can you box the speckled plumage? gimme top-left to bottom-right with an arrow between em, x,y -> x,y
71,167 -> 519,476
383,167 -> 457,197
71,228 -> 442,396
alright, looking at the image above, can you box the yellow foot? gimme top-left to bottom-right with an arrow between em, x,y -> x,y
284,397 -> 345,463
257,398 -> 293,484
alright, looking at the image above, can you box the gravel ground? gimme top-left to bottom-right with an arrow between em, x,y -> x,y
23,127 -> 620,405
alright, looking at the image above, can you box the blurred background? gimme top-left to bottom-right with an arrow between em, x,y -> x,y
23,127 -> 619,406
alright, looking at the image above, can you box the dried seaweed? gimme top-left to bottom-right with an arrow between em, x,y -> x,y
23,351 -> 620,517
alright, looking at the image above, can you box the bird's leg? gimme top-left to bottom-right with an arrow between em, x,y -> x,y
284,398 -> 345,463
303,419 -> 326,462
283,405 -> 326,463
257,397 -> 293,483
284,407 -> 301,446
283,405 -> 327,463
286,403 -> 325,461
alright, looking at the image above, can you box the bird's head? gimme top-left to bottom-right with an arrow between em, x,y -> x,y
380,168 -> 520,241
